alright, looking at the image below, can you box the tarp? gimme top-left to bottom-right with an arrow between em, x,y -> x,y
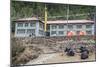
79,31 -> 86,36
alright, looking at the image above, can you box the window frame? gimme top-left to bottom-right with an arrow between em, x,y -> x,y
17,29 -> 25,34
76,24 -> 82,29
58,25 -> 64,29
25,23 -> 28,27
68,24 -> 73,29
30,23 -> 35,27
51,31 -> 57,35
86,24 -> 92,28
17,23 -> 23,27
51,25 -> 57,29
27,29 -> 35,34
58,31 -> 64,35
86,30 -> 92,35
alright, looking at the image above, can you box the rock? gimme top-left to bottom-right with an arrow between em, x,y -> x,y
13,46 -> 43,64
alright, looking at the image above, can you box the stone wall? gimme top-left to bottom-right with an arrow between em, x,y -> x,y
11,35 -> 95,53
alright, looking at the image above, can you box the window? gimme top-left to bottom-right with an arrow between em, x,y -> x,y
86,24 -> 92,28
58,31 -> 64,35
51,31 -> 56,35
17,23 -> 23,27
59,25 -> 64,29
39,30 -> 44,35
27,29 -> 35,34
77,25 -> 82,28
68,24 -> 73,29
25,23 -> 28,27
51,25 -> 57,29
30,23 -> 35,27
86,30 -> 92,35
17,29 -> 25,34
39,23 -> 43,29
47,25 -> 50,30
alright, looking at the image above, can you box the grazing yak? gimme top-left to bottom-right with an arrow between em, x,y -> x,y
64,47 -> 75,56
80,46 -> 89,59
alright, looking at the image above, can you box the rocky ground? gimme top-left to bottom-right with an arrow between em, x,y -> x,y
11,36 -> 96,66
26,43 -> 95,65
26,52 -> 95,65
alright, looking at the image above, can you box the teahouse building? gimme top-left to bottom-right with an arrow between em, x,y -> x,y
13,17 -> 95,37
13,17 -> 44,37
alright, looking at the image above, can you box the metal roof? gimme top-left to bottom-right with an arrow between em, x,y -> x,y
13,17 -> 39,22
47,20 -> 94,24
13,17 -> 94,24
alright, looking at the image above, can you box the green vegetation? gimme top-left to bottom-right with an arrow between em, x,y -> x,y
11,1 -> 96,20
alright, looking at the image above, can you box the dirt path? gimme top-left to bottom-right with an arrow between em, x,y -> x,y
26,53 -> 57,64
26,52 -> 95,65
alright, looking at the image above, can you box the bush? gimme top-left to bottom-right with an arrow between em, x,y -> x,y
12,46 -> 43,64
11,38 -> 43,65
11,38 -> 25,57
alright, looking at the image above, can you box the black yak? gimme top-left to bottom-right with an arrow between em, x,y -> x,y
64,47 -> 75,56
80,46 -> 89,59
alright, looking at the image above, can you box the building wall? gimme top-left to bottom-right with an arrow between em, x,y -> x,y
15,21 -> 44,37
15,21 -> 95,37
38,22 -> 45,36
50,23 -> 95,36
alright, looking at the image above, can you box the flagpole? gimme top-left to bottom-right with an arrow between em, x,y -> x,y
44,4 -> 47,46
44,4 -> 47,33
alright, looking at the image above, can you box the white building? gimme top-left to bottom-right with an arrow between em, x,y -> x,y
48,20 -> 95,36
14,17 -> 44,37
13,17 -> 95,37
